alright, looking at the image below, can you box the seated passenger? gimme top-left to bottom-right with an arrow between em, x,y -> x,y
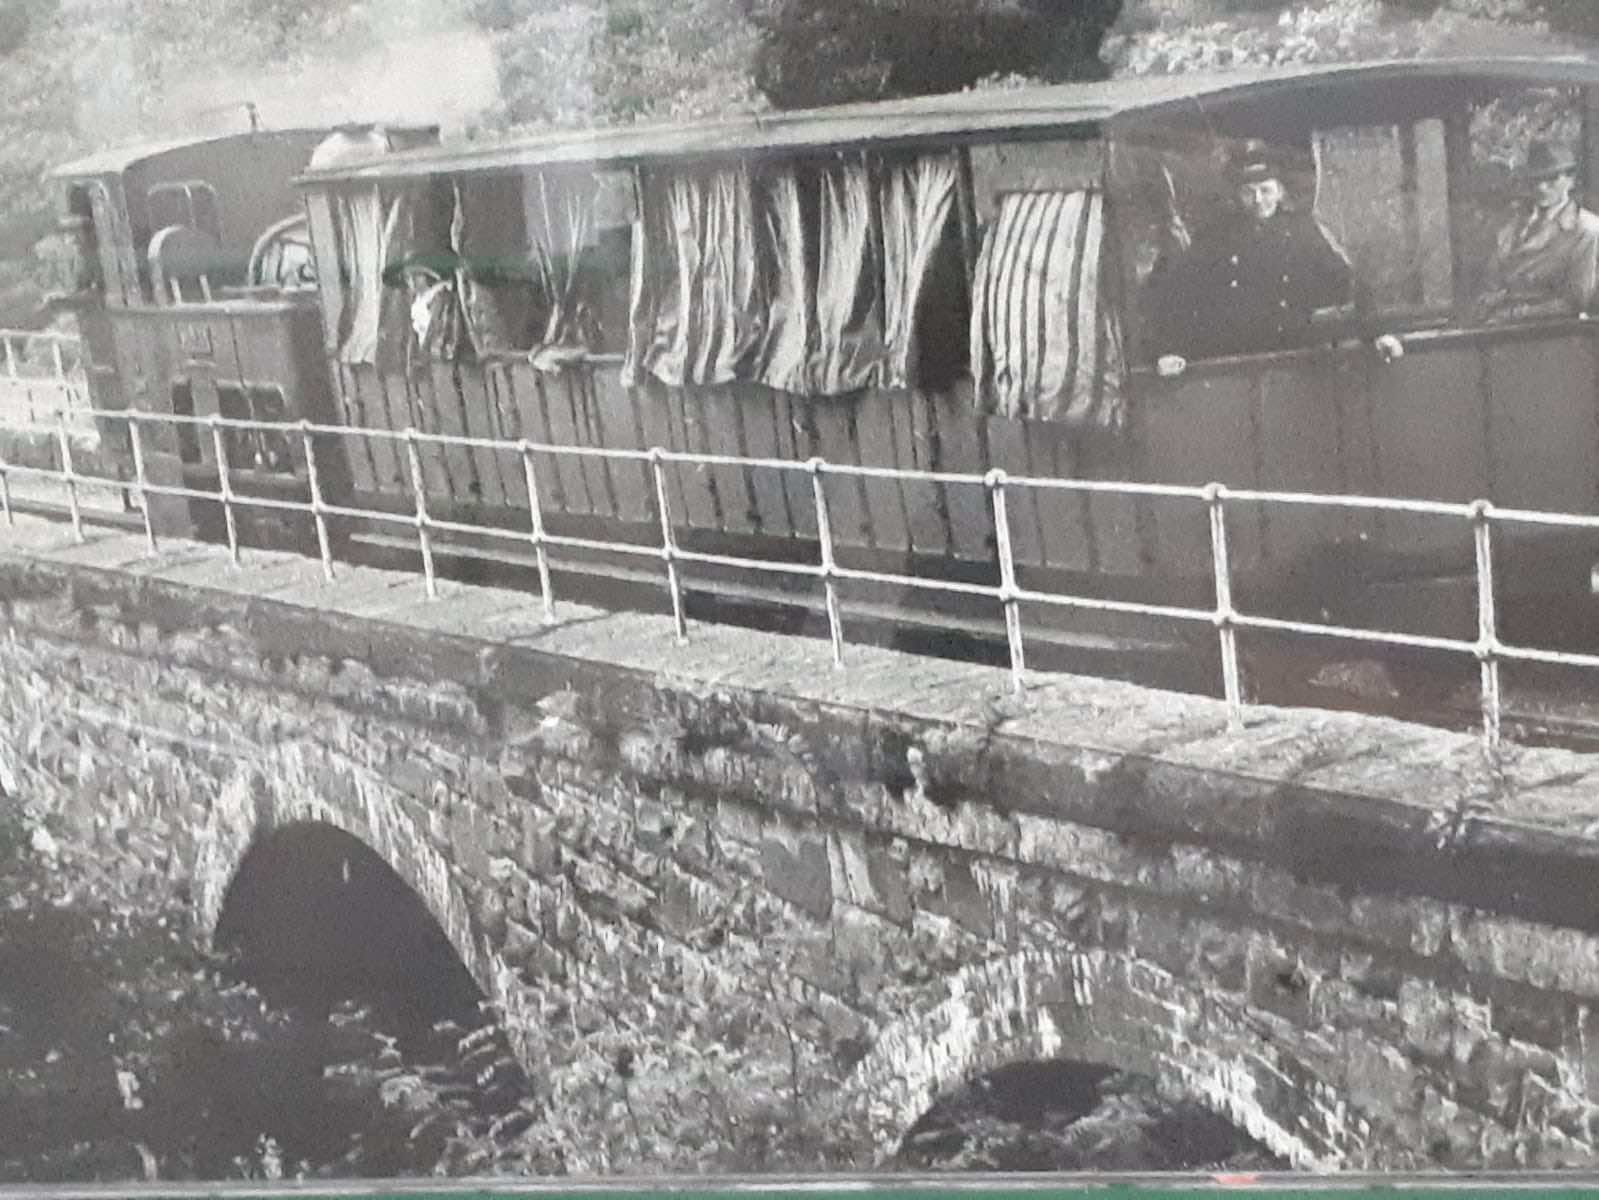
1144,142 -> 1356,372
1475,140 -> 1599,323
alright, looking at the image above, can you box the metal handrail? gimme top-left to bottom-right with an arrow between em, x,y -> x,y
9,405 -> 1599,753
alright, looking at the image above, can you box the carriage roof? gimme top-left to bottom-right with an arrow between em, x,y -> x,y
48,128 -> 334,183
293,55 -> 1599,187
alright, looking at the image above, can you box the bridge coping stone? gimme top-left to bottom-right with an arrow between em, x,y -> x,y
5,514 -> 1599,872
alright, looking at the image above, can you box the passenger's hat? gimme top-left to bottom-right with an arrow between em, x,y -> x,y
1229,138 -> 1285,184
1524,139 -> 1579,179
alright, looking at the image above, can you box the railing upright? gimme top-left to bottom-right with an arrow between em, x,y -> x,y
208,416 -> 239,565
0,442 -> 10,528
519,440 -> 555,621
129,415 -> 156,554
404,430 -> 437,599
808,458 -> 845,668
1472,499 -> 1503,752
299,420 -> 333,580
50,340 -> 64,382
56,410 -> 82,543
1207,483 -> 1245,726
987,469 -> 1026,695
650,447 -> 688,643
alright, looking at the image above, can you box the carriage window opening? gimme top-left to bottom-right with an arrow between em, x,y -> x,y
169,381 -> 201,465
1115,132 -> 1358,367
1453,86 -> 1589,325
379,169 -> 630,363
1311,118 -> 1453,320
215,383 -> 294,473
148,181 -> 222,241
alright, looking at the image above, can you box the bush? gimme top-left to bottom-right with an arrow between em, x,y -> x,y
750,0 -> 1121,109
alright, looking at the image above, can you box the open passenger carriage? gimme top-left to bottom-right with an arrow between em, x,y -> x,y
47,56 -> 1599,675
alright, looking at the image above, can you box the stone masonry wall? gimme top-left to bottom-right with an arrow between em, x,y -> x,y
9,527 -> 1599,1172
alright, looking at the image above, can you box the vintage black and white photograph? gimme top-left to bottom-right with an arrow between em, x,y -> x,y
9,0 -> 1599,1186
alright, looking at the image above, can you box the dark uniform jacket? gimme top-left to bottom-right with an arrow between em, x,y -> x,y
1145,207 -> 1354,361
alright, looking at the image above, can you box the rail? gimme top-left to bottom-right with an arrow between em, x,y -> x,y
4,405 -> 1599,754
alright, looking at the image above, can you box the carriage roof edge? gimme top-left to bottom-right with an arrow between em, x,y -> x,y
47,127 -> 340,183
289,55 -> 1599,187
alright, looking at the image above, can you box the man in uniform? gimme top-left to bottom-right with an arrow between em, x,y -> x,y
1476,139 -> 1599,323
1145,140 -> 1356,373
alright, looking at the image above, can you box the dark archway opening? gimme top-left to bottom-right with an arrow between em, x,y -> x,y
214,822 -> 482,1041
896,1060 -> 1287,1172
150,821 -> 536,1177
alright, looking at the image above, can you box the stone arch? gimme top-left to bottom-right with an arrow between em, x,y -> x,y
187,741 -> 505,1032
837,944 -> 1374,1172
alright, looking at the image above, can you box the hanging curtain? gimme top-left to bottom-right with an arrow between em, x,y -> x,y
807,159 -> 885,394
757,168 -> 810,394
879,152 -> 960,390
332,184 -> 414,365
753,158 -> 884,395
623,164 -> 764,388
624,153 -> 963,396
970,189 -> 1125,429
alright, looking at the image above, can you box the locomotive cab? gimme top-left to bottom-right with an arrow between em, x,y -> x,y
46,123 -> 436,545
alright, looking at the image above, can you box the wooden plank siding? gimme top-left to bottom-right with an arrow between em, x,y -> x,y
588,367 -> 652,524
502,364 -> 567,519
314,325 -> 1599,627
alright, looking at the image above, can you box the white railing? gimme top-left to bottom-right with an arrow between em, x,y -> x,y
0,330 -> 93,441
5,405 -> 1599,753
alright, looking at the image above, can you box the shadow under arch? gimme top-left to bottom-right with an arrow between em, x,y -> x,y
214,821 -> 485,1038
836,945 -> 1381,1172
189,754 -> 504,1039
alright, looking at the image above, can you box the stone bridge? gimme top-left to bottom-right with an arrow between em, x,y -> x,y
8,514 -> 1599,1173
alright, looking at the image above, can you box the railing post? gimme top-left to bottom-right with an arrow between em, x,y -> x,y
405,430 -> 437,600
57,409 -> 82,543
50,339 -> 64,382
987,469 -> 1026,695
208,416 -> 239,565
519,440 -> 554,621
299,419 -> 334,580
649,447 -> 688,644
1471,499 -> 1503,753
5,335 -> 17,380
0,440 -> 10,528
1206,482 -> 1244,726
808,457 -> 845,667
128,414 -> 157,554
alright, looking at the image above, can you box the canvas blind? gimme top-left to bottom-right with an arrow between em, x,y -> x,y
970,189 -> 1125,429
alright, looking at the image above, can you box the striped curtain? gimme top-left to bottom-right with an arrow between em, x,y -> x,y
970,189 -> 1125,429
623,164 -> 765,389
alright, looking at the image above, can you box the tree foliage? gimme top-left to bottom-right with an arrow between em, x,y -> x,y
749,0 -> 1123,110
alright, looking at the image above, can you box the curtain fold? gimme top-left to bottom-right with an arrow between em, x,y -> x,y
623,164 -> 765,388
807,160 -> 884,395
970,188 -> 1125,429
880,153 -> 960,390
332,185 -> 412,365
